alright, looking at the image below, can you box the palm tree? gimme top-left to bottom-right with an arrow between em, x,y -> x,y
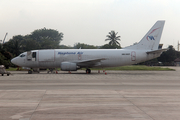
105,31 -> 121,46
3,35 -> 23,56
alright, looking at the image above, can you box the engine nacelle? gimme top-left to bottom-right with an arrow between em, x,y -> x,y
61,62 -> 77,71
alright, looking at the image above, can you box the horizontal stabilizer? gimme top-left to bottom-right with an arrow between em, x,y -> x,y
146,48 -> 168,54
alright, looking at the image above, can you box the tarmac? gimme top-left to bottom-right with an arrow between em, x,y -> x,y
0,67 -> 180,120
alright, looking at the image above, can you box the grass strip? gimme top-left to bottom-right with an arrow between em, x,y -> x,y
91,65 -> 175,71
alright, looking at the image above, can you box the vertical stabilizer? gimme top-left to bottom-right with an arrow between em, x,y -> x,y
124,21 -> 165,50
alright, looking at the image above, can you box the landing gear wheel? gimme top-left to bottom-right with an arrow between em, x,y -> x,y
28,70 -> 32,74
48,68 -> 55,74
86,69 -> 91,74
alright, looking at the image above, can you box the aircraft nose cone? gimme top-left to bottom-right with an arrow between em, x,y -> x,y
11,58 -> 18,65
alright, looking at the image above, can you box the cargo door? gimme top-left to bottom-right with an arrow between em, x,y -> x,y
39,50 -> 55,62
39,50 -> 55,67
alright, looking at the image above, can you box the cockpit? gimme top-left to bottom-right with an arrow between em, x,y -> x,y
11,53 -> 26,66
19,54 -> 26,57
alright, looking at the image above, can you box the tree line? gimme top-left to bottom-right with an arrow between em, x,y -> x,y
0,28 -> 179,68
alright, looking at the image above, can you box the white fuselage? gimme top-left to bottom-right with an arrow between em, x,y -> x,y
11,49 -> 159,69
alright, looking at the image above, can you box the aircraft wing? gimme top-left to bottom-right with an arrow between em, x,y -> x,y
76,58 -> 106,67
146,48 -> 168,54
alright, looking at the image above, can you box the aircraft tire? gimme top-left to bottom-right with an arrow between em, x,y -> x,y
28,70 -> 32,74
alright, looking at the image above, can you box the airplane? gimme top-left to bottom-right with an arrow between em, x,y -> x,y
11,20 -> 166,74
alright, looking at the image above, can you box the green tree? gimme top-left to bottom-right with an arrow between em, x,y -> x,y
22,36 -> 40,51
105,30 -> 121,46
0,43 -> 2,51
0,43 -> 13,68
100,44 -> 121,49
59,45 -> 73,49
74,43 -> 98,49
0,53 -> 8,66
4,28 -> 64,54
3,35 -> 24,56
158,45 -> 177,65
30,28 -> 63,49
1,28 -> 64,67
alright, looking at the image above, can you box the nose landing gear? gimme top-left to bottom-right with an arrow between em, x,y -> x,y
28,70 -> 32,74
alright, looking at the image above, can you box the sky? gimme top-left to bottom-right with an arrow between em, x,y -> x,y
1,0 -> 180,49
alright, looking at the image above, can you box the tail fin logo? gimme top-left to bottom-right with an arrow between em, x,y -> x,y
146,28 -> 160,41
148,36 -> 155,40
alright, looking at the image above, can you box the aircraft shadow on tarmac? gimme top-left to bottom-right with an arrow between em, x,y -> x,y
11,70 -> 160,75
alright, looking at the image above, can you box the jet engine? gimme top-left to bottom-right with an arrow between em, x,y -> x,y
61,62 -> 77,71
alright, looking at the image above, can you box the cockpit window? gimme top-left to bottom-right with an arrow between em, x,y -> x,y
19,54 -> 26,57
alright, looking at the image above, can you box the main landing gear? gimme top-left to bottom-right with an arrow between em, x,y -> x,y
86,69 -> 91,74
47,68 -> 55,74
28,70 -> 32,74
28,68 -> 40,74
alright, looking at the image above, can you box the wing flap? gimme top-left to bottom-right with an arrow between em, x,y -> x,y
76,58 -> 106,67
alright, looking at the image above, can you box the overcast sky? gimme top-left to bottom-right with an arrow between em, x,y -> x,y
1,0 -> 180,49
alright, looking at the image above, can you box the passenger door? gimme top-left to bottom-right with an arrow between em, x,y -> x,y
27,51 -> 38,67
131,51 -> 136,61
